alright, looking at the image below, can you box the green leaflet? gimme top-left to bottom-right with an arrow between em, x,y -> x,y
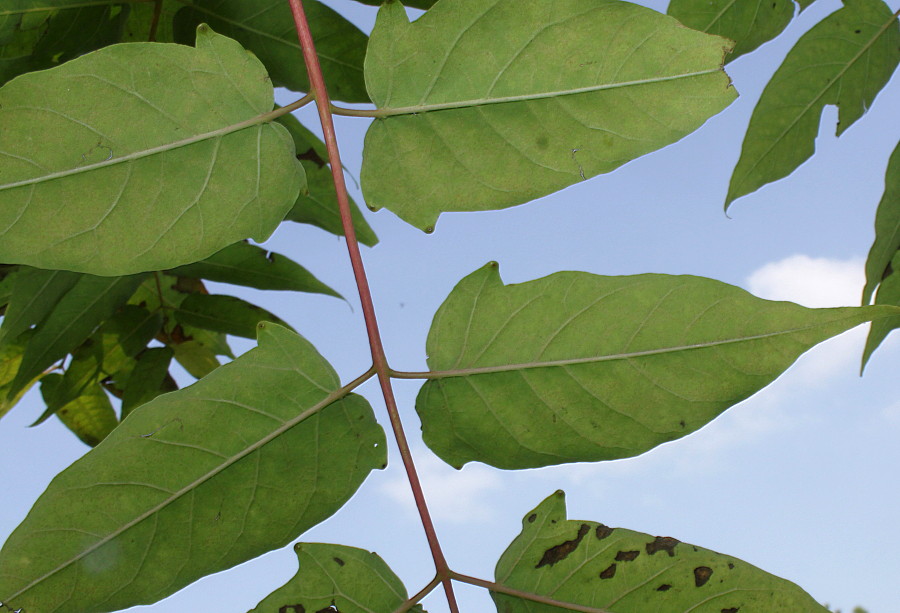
494,492 -> 829,612
123,0 -> 181,43
862,252 -> 900,369
0,266 -> 80,349
0,4 -> 129,85
862,140 -> 900,305
725,0 -> 900,209
416,263 -> 900,469
0,25 -> 304,276
40,374 -> 118,447
168,240 -> 342,297
8,273 -> 145,401
668,0 -> 806,61
249,543 -> 425,613
174,294 -> 294,339
0,323 -> 386,613
0,329 -> 36,420
172,0 -> 369,102
361,0 -> 736,231
276,111 -> 378,246
120,346 -> 175,418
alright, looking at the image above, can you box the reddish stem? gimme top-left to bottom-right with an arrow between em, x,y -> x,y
286,2 -> 459,612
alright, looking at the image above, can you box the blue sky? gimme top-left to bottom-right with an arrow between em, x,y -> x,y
2,0 -> 899,612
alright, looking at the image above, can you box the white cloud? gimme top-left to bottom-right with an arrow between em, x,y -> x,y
745,254 -> 864,308
378,450 -> 503,523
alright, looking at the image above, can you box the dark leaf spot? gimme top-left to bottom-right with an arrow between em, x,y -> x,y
646,536 -> 679,557
727,562 -> 735,570
536,524 -> 589,568
721,608 -> 740,613
333,557 -> 344,566
679,420 -> 686,428
615,550 -> 639,562
296,148 -> 328,168
595,524 -> 614,540
694,566 -> 713,587
315,606 -> 339,613
855,29 -> 861,33
527,513 -> 537,523
657,584 -> 672,592
279,606 -> 305,613
599,563 -> 617,579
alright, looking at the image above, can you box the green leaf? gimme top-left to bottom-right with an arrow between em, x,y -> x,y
40,375 -> 118,447
0,329 -> 36,420
0,323 -> 386,613
168,240 -> 341,297
494,491 -> 829,612
725,0 -> 900,209
276,111 -> 379,246
9,274 -> 145,401
0,25 -> 304,275
0,267 -> 80,350
172,0 -> 370,102
172,339 -> 221,378
862,252 -> 900,369
249,543 -> 425,613
862,140 -> 900,305
353,0 -> 437,8
174,294 -> 293,339
416,263 -> 900,469
123,0 -> 181,43
361,0 -> 736,231
0,4 -> 129,85
668,0 -> 803,62
121,346 -> 175,418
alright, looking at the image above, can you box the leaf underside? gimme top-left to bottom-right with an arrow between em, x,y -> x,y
361,0 -> 736,231
725,0 -> 900,209
417,263 -> 898,469
493,491 -> 829,612
0,323 -> 386,613
249,543 -> 425,613
0,25 -> 304,276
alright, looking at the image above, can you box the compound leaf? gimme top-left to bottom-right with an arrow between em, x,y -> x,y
173,0 -> 369,102
0,323 -> 386,613
668,0 -> 805,61
725,0 -> 900,209
417,263 -> 900,469
249,543 -> 425,613
493,491 -> 829,612
168,240 -> 341,297
0,25 -> 304,275
361,0 -> 736,230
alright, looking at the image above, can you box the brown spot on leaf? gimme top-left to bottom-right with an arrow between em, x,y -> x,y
527,513 -> 537,523
296,148 -> 328,168
656,584 -> 672,591
694,566 -> 713,587
646,536 -> 680,557
721,608 -> 739,613
727,562 -> 735,570
333,557 -> 344,566
599,563 -> 617,579
615,550 -> 639,562
595,524 -> 614,540
536,524 -> 590,568
279,606 -> 305,613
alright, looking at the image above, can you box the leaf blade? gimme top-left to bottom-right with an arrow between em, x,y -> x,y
417,263 -> 899,469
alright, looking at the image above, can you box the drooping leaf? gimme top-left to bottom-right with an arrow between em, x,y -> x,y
0,323 -> 386,613
0,267 -> 80,350
416,262 -> 900,469
0,4 -> 129,85
276,111 -> 378,246
40,374 -> 118,447
249,543 -> 425,613
862,140 -> 900,305
8,274 -> 145,401
361,0 -> 736,231
174,294 -> 293,339
862,252 -> 900,369
0,25 -> 304,275
172,0 -> 369,102
668,0 -> 808,62
494,491 -> 829,612
725,0 -> 900,209
120,346 -> 175,418
168,240 -> 341,297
